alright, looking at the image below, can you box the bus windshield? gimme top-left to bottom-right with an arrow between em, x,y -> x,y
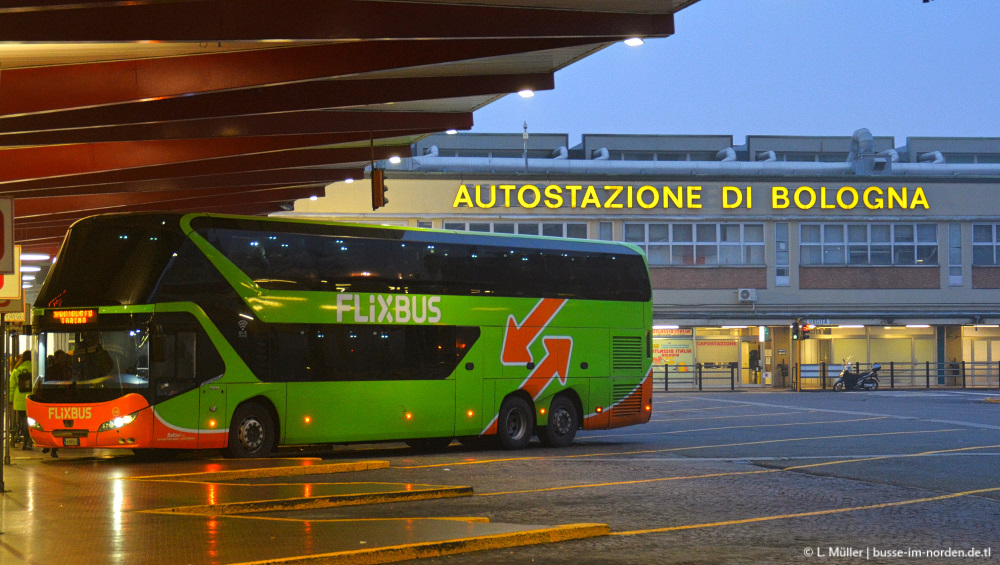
37,328 -> 150,393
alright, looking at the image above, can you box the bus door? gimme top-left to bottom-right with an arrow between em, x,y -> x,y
149,331 -> 203,449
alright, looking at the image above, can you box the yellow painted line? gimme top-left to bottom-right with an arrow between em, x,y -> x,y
399,427 -> 961,470
131,461 -> 389,482
231,523 -> 610,565
612,486 -> 1000,536
144,486 -> 474,516
985,398 -> 1000,404
579,416 -> 888,440
785,443 -> 1000,472
221,515 -> 491,524
649,410 -> 815,423
478,442 -> 1000,499
480,469 -> 780,497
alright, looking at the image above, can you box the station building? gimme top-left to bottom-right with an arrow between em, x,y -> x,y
278,129 -> 1000,389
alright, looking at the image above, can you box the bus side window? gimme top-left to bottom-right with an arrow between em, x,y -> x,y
152,333 -> 196,396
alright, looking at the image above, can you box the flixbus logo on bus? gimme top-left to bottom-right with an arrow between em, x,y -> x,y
49,407 -> 92,420
335,293 -> 442,324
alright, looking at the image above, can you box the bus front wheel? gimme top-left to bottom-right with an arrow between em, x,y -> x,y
538,396 -> 578,448
498,396 -> 534,450
225,402 -> 275,458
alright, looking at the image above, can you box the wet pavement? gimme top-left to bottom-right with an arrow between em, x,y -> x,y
0,449 -> 603,564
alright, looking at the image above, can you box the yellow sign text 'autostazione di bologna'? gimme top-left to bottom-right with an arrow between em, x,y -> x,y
452,184 -> 930,211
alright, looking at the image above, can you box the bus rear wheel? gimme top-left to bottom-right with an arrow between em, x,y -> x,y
498,396 -> 534,450
225,402 -> 274,458
538,396 -> 578,448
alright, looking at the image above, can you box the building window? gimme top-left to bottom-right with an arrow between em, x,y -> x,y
443,221 -> 585,239
800,223 -> 938,266
973,223 -> 1000,265
776,223 -> 790,286
598,222 -> 613,241
416,221 -> 433,229
949,222 -> 962,285
624,222 -> 764,267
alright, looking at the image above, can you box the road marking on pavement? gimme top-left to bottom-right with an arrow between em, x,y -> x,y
611,486 -> 1000,537
649,410 -> 813,423
694,396 -> 1000,430
222,515 -> 491,524
578,416 -> 888,440
401,428 -> 961,470
478,443 -> 999,498
230,523 -> 610,565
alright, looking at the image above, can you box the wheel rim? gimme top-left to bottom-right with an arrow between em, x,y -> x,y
238,417 -> 265,452
551,407 -> 573,436
504,408 -> 528,441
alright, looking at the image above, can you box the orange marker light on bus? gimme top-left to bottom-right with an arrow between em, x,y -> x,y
645,404 -> 652,412
405,412 -> 413,420
466,410 -> 474,418
595,406 -> 603,413
208,419 -> 217,428
304,416 -> 312,424
539,408 -> 546,415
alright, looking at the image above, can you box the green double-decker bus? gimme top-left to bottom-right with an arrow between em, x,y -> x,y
27,213 -> 653,457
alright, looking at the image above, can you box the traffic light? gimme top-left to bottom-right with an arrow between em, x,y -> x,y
371,168 -> 389,210
800,322 -> 814,340
791,320 -> 801,340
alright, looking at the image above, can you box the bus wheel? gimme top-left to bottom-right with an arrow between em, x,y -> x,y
404,437 -> 454,451
498,396 -> 534,450
538,396 -> 578,448
225,402 -> 274,458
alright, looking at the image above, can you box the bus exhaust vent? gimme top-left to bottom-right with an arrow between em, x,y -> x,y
612,383 -> 641,417
612,336 -> 643,372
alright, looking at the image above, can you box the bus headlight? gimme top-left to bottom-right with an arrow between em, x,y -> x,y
98,412 -> 140,432
27,417 -> 42,431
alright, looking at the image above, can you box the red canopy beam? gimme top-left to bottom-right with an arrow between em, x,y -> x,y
0,1 -> 675,42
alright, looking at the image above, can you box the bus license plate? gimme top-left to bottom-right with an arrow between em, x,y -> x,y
63,438 -> 80,447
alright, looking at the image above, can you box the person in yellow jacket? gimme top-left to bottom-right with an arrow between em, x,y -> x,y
8,350 -> 33,450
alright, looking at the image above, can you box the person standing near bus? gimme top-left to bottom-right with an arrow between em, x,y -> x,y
8,350 -> 33,450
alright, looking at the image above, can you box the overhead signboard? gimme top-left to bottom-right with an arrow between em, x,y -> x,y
0,246 -> 22,299
0,198 -> 12,274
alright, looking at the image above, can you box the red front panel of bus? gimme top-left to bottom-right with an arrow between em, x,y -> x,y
26,393 -> 156,450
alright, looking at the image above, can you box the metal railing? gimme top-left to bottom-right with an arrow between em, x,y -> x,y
658,361 -> 1000,391
791,361 -> 1000,390
658,363 -> 743,391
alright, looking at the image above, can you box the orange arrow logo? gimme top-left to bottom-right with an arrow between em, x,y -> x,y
518,336 -> 572,400
501,298 -> 566,364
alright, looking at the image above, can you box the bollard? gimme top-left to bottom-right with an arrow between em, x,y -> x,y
890,361 -> 894,389
926,360 -> 931,389
697,363 -> 703,391
730,364 -> 735,391
664,364 -> 669,392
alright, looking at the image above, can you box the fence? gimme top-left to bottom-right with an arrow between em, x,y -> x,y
658,363 -> 745,391
658,361 -> 1000,391
791,361 -> 1000,391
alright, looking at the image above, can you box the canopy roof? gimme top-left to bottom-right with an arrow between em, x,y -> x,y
1,0 -> 694,255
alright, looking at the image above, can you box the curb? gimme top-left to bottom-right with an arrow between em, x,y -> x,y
234,523 -> 610,565
148,486 -> 474,516
132,460 -> 389,482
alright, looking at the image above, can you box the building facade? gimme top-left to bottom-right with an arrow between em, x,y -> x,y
278,130 -> 1000,389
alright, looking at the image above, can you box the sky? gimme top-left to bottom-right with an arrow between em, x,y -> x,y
470,0 -> 1000,147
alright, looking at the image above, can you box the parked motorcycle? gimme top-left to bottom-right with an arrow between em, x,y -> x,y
833,362 -> 881,391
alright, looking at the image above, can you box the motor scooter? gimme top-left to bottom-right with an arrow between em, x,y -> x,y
832,361 -> 881,391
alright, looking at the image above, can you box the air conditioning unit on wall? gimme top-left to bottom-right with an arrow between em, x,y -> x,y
738,288 -> 758,302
